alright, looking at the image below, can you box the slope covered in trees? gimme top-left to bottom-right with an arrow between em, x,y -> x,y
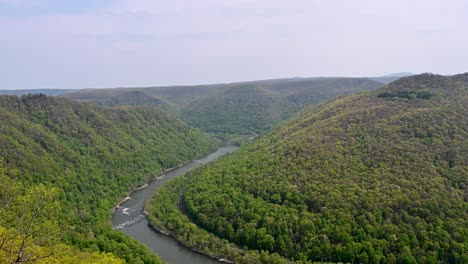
147,73 -> 468,263
180,85 -> 282,135
0,94 -> 218,263
181,78 -> 384,137
0,164 -> 124,263
65,84 -> 226,109
81,90 -> 176,112
66,77 -> 384,137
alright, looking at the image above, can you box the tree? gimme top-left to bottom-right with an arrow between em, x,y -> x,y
0,175 -> 60,264
0,162 -> 19,213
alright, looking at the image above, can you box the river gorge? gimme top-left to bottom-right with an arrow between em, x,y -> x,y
111,145 -> 239,264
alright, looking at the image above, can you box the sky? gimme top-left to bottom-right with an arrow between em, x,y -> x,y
1,0 -> 468,89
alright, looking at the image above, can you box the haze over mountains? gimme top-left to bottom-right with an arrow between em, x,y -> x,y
0,73 -> 409,95
371,72 -> 415,84
64,77 -> 386,138
380,72 -> 414,78
1,0 -> 467,262
0,89 -> 78,96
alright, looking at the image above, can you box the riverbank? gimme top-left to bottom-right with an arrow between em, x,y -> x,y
145,175 -> 249,263
144,211 -> 234,263
111,145 -> 239,264
144,149 -> 298,263
111,149 -> 215,216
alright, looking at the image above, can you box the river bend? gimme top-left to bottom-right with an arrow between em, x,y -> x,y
111,145 -> 239,264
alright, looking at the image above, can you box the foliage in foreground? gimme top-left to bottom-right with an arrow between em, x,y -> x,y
0,163 -> 124,263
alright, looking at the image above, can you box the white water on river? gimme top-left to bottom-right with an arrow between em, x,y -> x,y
111,145 -> 239,264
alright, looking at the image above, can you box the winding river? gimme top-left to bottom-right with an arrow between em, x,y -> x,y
111,145 -> 239,264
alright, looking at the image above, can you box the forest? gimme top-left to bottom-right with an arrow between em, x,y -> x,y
0,94 -> 219,263
64,77 -> 384,139
147,73 -> 468,263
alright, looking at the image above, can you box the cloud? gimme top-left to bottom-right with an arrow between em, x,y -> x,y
0,0 -> 467,89
0,0 -> 51,7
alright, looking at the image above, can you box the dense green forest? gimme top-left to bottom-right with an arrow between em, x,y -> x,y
147,73 -> 468,263
65,84 -> 226,111
181,85 -> 282,135
181,78 -> 383,137
0,163 -> 124,263
96,90 -> 176,111
65,77 -> 384,138
0,94 -> 219,263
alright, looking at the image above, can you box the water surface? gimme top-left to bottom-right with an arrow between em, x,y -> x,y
111,145 -> 239,264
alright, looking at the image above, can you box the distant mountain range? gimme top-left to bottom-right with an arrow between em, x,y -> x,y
0,74 -> 411,96
62,77 -> 385,137
370,72 -> 415,84
0,74 -> 413,138
380,72 -> 414,78
0,89 -> 78,96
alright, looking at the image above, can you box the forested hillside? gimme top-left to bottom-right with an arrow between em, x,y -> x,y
181,78 -> 383,137
85,90 -> 176,111
180,85 -> 282,135
65,84 -> 225,109
147,73 -> 468,263
66,77 -> 384,137
0,164 -> 124,263
0,94 -> 218,263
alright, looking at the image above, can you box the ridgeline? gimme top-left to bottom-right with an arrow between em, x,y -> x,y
65,77 -> 384,138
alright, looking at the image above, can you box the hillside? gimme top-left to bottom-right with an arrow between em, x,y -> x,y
146,73 -> 468,263
182,78 -> 383,137
0,94 -> 218,263
70,90 -> 176,112
264,77 -> 385,118
180,85 -> 282,135
65,84 -> 226,109
180,78 -> 381,135
66,78 -> 384,137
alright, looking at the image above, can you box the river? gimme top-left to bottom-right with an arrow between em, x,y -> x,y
111,145 -> 239,264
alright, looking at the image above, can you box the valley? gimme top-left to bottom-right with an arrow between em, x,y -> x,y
0,94 -> 218,263
111,145 -> 238,264
146,73 -> 468,263
0,73 -> 466,263
2,1 -> 466,263
64,77 -> 385,139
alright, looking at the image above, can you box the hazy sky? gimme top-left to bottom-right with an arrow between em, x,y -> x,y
1,0 -> 467,89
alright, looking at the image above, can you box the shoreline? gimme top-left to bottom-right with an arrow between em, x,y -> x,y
110,144 -> 238,263
111,142 -> 227,213
144,214 -> 233,264
111,157 -> 198,215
